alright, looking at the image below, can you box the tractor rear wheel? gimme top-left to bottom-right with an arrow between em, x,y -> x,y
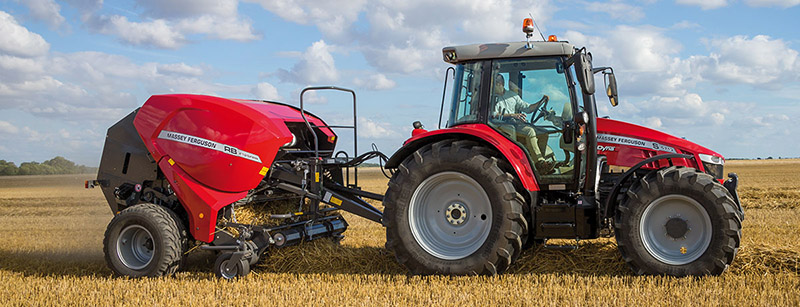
384,140 -> 526,275
615,166 -> 741,276
103,203 -> 186,277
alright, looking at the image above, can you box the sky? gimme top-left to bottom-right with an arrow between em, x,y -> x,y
0,0 -> 798,166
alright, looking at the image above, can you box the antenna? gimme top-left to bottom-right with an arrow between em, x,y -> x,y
528,13 -> 546,41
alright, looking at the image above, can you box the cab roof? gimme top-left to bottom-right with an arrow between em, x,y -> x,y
442,41 -> 575,64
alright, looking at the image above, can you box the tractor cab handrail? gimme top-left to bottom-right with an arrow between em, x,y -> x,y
299,86 -> 359,185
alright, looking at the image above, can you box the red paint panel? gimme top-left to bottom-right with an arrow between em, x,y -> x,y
597,117 -> 722,170
158,157 -> 247,242
404,124 -> 539,191
133,94 -> 336,242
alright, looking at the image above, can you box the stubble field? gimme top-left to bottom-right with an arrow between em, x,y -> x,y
0,160 -> 798,306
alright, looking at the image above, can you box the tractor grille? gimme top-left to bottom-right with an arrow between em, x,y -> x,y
702,162 -> 724,180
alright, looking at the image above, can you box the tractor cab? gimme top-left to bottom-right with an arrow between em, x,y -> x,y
442,38 -> 616,196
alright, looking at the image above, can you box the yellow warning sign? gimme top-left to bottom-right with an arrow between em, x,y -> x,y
168,158 -> 175,165
259,166 -> 269,176
330,197 -> 342,206
315,172 -> 320,182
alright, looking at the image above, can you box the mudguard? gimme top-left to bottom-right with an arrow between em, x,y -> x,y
386,123 -> 540,191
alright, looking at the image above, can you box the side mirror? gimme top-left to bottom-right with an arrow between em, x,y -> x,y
606,72 -> 619,107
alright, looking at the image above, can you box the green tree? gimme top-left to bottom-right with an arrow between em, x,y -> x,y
43,156 -> 78,173
0,160 -> 18,175
2,157 -> 96,176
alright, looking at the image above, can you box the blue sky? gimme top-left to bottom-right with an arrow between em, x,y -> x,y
0,0 -> 798,166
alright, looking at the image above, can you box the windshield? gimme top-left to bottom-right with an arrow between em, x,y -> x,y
448,62 -> 483,127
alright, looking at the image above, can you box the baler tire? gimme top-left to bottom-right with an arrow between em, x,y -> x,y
615,166 -> 741,276
384,139 -> 526,275
214,252 -> 251,279
103,203 -> 185,277
164,208 -> 190,270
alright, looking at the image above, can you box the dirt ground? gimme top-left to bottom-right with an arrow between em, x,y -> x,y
0,161 -> 797,306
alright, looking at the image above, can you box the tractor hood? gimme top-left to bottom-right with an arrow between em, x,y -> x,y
596,118 -> 724,169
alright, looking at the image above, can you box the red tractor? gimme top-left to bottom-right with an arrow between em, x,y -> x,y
381,21 -> 742,276
90,20 -> 742,278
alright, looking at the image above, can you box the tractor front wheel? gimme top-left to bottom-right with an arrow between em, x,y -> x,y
384,140 -> 527,275
615,166 -> 741,276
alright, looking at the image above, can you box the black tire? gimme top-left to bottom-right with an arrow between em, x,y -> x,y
384,139 -> 527,275
214,252 -> 251,279
615,166 -> 741,276
103,203 -> 186,277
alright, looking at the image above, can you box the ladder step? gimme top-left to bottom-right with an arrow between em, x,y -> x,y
543,244 -> 578,250
542,238 -> 580,250
540,222 -> 575,229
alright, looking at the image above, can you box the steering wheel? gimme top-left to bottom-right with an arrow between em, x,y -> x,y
529,95 -> 550,124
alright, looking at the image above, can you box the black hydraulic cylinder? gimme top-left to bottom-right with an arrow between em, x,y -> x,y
321,189 -> 383,223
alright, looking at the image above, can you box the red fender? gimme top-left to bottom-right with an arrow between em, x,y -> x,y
389,123 -> 539,191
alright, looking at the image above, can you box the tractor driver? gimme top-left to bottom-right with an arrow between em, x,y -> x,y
491,73 -> 555,173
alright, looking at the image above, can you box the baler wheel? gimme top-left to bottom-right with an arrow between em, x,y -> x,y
103,203 -> 186,277
615,166 -> 741,276
384,140 -> 526,275
214,252 -> 251,279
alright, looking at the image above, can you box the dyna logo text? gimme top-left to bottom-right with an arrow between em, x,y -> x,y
597,145 -> 617,152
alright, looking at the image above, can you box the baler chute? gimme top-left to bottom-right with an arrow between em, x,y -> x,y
92,87 -> 386,278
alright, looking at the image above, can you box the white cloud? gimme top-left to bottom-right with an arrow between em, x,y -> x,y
358,117 -> 400,139
688,35 -> 799,86
84,0 -> 259,49
0,11 -> 50,57
252,82 -> 282,101
0,120 -> 19,134
157,63 -> 204,77
353,73 -> 397,90
675,0 -> 729,9
568,26 -> 682,73
672,20 -> 700,29
257,0 -> 557,75
643,117 -> 662,128
244,0 -> 366,40
88,15 -> 185,49
136,0 -> 240,18
277,40 -> 340,84
585,0 -> 645,21
744,0 -> 800,7
22,0 -> 66,28
175,15 -> 260,41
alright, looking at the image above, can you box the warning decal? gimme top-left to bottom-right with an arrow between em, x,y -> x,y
597,133 -> 676,153
158,130 -> 262,163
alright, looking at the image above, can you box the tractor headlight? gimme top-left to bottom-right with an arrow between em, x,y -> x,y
698,153 -> 724,180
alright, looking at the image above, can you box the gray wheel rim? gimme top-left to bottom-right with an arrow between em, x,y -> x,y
408,171 -> 492,260
639,194 -> 712,265
117,225 -> 155,270
219,259 -> 238,279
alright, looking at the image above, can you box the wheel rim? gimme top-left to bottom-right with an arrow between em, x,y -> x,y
409,171 -> 492,260
639,194 -> 712,265
219,259 -> 238,279
117,225 -> 155,270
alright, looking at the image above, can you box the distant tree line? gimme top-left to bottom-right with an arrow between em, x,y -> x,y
0,157 -> 97,176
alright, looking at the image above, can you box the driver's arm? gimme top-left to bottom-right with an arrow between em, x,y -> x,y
523,95 -> 549,113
